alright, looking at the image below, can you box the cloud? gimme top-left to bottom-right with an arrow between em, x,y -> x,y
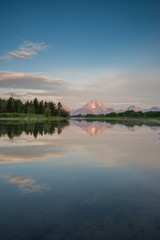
0,68 -> 159,109
0,41 -> 50,60
0,71 -> 68,90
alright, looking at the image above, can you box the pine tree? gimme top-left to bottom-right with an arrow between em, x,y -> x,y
49,102 -> 57,116
39,101 -> 44,114
6,97 -> 15,113
33,98 -> 39,114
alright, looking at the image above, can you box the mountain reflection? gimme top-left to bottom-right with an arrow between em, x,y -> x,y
71,119 -> 160,136
0,119 -> 159,139
71,120 -> 113,136
0,120 -> 159,166
0,120 -> 69,139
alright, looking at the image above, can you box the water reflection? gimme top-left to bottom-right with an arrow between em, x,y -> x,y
0,120 -> 160,240
0,120 -> 69,139
71,119 -> 160,136
71,120 -> 113,136
0,119 -> 159,139
0,120 -> 159,166
0,175 -> 48,193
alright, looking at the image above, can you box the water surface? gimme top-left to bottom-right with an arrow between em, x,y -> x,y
0,120 -> 160,240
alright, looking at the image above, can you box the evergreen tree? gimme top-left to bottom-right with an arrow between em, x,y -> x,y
6,97 -> 15,113
0,99 -> 3,113
57,102 -> 62,116
44,108 -> 51,117
14,99 -> 24,113
0,97 -> 70,117
39,101 -> 44,114
27,104 -> 35,114
24,101 -> 30,113
49,102 -> 57,116
33,98 -> 39,114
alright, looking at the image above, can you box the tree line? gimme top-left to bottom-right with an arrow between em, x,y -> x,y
74,110 -> 160,118
0,97 -> 70,117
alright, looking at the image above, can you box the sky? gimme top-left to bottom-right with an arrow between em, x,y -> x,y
0,0 -> 160,109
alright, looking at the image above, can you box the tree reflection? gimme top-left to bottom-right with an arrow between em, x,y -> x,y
0,121 -> 70,139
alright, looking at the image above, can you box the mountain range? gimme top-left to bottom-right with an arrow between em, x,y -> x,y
62,99 -> 160,115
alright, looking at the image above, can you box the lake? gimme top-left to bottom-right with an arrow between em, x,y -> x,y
0,119 -> 160,240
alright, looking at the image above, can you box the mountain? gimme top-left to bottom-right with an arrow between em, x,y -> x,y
144,106 -> 160,112
71,108 -> 93,115
117,109 -> 124,113
62,104 -> 71,112
71,99 -> 116,115
66,100 -> 160,115
126,105 -> 141,112
125,105 -> 160,112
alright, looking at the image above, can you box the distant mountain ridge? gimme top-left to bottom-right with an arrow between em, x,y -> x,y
63,100 -> 160,115
143,106 -> 160,112
124,105 -> 160,113
126,105 -> 141,112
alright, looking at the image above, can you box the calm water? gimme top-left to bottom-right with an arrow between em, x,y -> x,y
0,120 -> 160,240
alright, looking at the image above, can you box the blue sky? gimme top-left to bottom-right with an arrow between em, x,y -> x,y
0,0 -> 160,109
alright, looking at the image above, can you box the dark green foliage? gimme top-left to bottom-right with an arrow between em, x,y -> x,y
49,102 -> 57,116
27,105 -> 35,114
0,97 -> 70,117
24,101 -> 30,113
74,110 -> 160,118
39,100 -> 44,114
0,99 -> 6,113
33,98 -> 39,114
44,108 -> 51,117
57,102 -> 62,116
6,97 -> 15,113
14,99 -> 24,113
59,108 -> 70,117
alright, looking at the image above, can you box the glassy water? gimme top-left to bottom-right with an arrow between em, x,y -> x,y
0,119 -> 160,240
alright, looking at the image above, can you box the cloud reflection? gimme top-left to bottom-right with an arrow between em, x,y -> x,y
0,121 -> 160,167
1,175 -> 48,194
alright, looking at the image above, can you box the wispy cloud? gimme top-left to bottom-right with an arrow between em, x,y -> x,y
0,71 -> 68,90
0,41 -> 50,60
0,68 -> 159,109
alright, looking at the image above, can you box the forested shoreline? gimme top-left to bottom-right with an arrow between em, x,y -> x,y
73,110 -> 160,119
0,97 -> 69,117
0,97 -> 160,120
